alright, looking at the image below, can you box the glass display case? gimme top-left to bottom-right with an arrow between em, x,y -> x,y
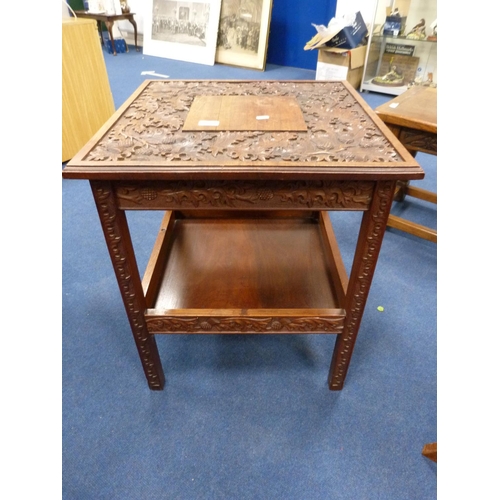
360,0 -> 437,95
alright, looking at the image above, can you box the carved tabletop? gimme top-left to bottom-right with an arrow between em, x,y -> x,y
63,80 -> 422,181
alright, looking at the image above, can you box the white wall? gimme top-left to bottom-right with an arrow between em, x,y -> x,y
335,0 -> 378,28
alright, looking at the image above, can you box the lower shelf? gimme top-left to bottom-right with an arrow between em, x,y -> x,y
142,211 -> 347,334
145,309 -> 345,334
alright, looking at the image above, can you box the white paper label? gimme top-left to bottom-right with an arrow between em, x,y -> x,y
256,115 -> 270,120
315,62 -> 349,81
389,103 -> 400,108
198,120 -> 220,126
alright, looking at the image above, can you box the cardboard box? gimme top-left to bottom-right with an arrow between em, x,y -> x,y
315,45 -> 367,89
305,12 -> 367,51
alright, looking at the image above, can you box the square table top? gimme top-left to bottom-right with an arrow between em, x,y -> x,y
375,86 -> 437,134
62,80 -> 424,181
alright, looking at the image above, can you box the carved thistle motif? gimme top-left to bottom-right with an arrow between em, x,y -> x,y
146,315 -> 344,334
84,81 -> 402,164
115,180 -> 374,210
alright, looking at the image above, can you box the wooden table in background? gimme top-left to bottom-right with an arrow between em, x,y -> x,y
74,11 -> 139,55
63,80 -> 423,391
375,85 -> 437,243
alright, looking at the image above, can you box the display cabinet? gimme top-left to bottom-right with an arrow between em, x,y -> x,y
360,0 -> 437,96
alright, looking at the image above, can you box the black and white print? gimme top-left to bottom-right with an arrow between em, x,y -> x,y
217,0 -> 263,53
143,0 -> 222,65
215,0 -> 272,70
152,1 -> 211,47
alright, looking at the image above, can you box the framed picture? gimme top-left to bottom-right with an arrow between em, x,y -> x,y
143,0 -> 223,65
215,0 -> 273,71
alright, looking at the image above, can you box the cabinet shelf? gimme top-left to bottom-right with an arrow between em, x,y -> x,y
372,34 -> 437,45
142,211 -> 347,335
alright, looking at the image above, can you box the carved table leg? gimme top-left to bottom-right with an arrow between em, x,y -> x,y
128,16 -> 140,51
328,180 -> 396,390
104,21 -> 116,55
90,181 -> 165,390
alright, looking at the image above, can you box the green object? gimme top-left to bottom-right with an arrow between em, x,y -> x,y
377,306 -> 384,312
67,0 -> 85,10
66,0 -> 109,32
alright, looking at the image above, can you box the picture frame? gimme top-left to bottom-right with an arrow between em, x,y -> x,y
143,0 -> 223,65
215,0 -> 273,71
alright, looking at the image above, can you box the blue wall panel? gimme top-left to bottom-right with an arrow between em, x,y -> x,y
267,0 -> 337,70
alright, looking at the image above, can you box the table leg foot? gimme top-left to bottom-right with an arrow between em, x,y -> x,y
328,372 -> 344,391
140,336 -> 165,390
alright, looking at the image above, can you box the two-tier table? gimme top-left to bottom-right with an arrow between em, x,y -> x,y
62,80 -> 424,391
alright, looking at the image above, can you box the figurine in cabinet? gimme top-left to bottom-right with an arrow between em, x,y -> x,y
372,62 -> 404,87
407,19 -> 426,39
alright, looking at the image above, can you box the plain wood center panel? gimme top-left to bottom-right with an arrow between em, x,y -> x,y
154,218 -> 338,310
182,95 -> 308,131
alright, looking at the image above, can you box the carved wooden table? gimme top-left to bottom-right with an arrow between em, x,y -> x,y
74,11 -> 139,56
375,86 -> 437,243
62,80 -> 423,391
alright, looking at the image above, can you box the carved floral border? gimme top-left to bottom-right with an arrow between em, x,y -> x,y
85,81 -> 401,164
115,180 -> 374,210
146,315 -> 344,334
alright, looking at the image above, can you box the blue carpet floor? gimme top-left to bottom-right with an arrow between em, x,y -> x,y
62,46 -> 437,499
